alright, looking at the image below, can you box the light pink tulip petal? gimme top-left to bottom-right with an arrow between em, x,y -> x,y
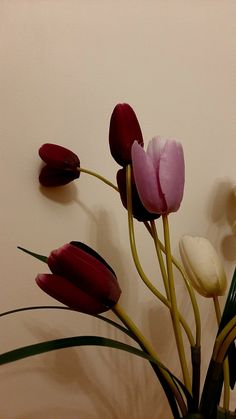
147,136 -> 165,168
131,141 -> 166,213
159,140 -> 185,212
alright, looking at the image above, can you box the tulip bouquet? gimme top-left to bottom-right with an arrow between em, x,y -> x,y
1,103 -> 236,418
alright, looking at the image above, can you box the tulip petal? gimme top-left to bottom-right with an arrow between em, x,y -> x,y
70,241 -> 116,277
131,141 -> 166,213
179,236 -> 227,297
39,143 -> 80,169
146,136 -> 165,168
39,166 -> 80,187
48,243 -> 121,304
36,274 -> 109,314
116,168 -> 160,221
159,140 -> 185,213
109,103 -> 143,166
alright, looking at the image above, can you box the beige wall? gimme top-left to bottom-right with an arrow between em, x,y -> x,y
0,1 -> 236,418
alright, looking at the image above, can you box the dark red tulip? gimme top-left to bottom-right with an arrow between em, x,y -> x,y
117,168 -> 160,222
38,143 -> 80,186
109,103 -> 143,166
36,242 -> 121,314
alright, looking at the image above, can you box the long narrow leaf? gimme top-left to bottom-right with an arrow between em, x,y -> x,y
0,335 -> 164,366
17,246 -> 48,263
217,267 -> 236,389
0,305 -> 138,343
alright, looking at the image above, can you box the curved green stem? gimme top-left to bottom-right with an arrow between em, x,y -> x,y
144,221 -> 201,347
150,220 -> 170,299
217,327 -> 236,363
126,166 -> 194,348
112,303 -> 187,416
162,214 -> 191,392
78,167 -> 118,191
213,316 -> 236,360
169,255 -> 201,348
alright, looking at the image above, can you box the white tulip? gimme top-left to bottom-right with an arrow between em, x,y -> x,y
179,235 -> 227,297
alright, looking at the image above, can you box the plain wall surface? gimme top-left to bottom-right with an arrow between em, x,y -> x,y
0,1 -> 236,418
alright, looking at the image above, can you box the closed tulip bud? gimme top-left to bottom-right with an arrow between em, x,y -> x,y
179,235 -> 227,298
39,143 -> 80,186
117,168 -> 160,222
131,137 -> 185,214
36,241 -> 121,314
109,103 -> 143,166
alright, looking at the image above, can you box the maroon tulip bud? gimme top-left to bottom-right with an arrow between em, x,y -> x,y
117,168 -> 160,222
36,242 -> 121,314
109,103 -> 143,166
39,143 -> 80,186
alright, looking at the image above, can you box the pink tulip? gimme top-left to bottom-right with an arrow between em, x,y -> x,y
131,136 -> 185,214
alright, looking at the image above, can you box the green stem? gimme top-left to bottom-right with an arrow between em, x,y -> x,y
78,167 -> 118,191
217,327 -> 236,364
169,255 -> 201,348
144,221 -> 201,347
213,297 -> 230,411
126,166 -> 194,347
213,316 -> 236,360
162,214 -> 191,392
150,220 -> 170,299
112,303 -> 187,417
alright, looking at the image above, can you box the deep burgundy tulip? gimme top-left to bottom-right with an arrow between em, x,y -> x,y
109,103 -> 144,166
117,168 -> 160,222
39,143 -> 80,186
131,137 -> 185,214
36,242 -> 121,314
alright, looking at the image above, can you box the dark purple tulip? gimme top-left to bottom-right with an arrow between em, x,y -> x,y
109,103 -> 144,166
117,168 -> 160,222
36,242 -> 121,314
39,143 -> 80,186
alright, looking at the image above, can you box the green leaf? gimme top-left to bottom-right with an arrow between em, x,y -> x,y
200,269 -> 236,418
217,267 -> 236,389
0,305 -> 138,342
17,246 -> 48,263
0,335 -> 164,366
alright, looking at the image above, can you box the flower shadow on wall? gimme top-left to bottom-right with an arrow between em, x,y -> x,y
39,180 -> 78,205
206,179 -> 236,262
24,315 -> 160,419
25,322 -> 122,419
144,313 -> 176,418
88,209 -> 135,308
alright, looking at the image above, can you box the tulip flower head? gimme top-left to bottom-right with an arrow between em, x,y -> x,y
36,242 -> 121,314
131,137 -> 185,215
39,143 -> 80,186
109,103 -> 143,166
179,235 -> 227,298
117,167 -> 160,222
